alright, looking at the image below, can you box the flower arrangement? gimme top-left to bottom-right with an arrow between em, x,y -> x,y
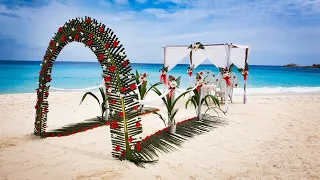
187,65 -> 194,77
168,75 -> 180,98
222,68 -> 232,86
159,64 -> 168,85
188,42 -> 205,51
237,62 -> 249,80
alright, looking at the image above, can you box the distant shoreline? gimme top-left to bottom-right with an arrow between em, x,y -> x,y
283,63 -> 320,68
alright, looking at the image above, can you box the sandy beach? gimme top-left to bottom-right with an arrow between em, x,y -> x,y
0,92 -> 319,180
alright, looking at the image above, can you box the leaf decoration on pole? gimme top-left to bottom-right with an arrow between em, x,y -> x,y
187,42 -> 204,76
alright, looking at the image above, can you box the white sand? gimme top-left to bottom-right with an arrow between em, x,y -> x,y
0,92 -> 320,180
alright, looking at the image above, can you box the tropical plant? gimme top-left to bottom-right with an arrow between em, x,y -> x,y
151,76 -> 190,133
185,86 -> 224,119
133,70 -> 162,112
80,86 -> 109,121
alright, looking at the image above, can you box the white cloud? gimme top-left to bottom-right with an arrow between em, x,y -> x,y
0,0 -> 319,65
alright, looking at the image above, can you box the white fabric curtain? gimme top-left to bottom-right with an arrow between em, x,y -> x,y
163,46 -> 190,71
200,45 -> 228,68
230,47 -> 248,69
190,50 -> 208,69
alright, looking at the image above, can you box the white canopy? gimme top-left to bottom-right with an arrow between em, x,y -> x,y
162,43 -> 250,70
161,43 -> 251,112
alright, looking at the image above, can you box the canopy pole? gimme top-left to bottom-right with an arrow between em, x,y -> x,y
243,48 -> 249,104
224,43 -> 231,113
162,46 -> 167,99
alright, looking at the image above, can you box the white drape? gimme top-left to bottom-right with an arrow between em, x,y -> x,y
190,50 -> 208,69
200,45 -> 229,68
163,46 -> 190,71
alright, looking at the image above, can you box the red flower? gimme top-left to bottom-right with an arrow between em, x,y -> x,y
119,112 -> 124,117
104,76 -> 111,82
233,76 -> 236,78
61,34 -> 65,43
109,66 -> 116,72
35,105 -> 38,109
98,54 -> 104,61
129,84 -> 136,90
135,142 -> 141,151
111,120 -> 118,129
115,145 -> 121,152
51,48 -> 55,54
122,60 -> 128,67
128,136 -> 133,142
99,26 -> 104,34
49,40 -> 56,46
106,121 -> 110,125
58,134 -> 62,137
94,124 -> 98,128
120,87 -> 126,93
110,99 -> 116,104
58,27 -> 62,32
121,150 -> 126,157
46,77 -> 51,82
86,40 -> 92,46
86,18 -> 91,24
136,122 -> 141,128
105,42 -> 110,49
74,34 -> 79,41
43,107 -> 47,112
113,41 -> 119,47
77,26 -> 82,31
133,106 -> 139,110
88,33 -> 93,39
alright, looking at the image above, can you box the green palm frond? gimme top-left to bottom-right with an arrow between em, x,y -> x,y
79,92 -> 100,106
152,111 -> 166,127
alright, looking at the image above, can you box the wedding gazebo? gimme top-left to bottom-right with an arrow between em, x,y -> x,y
160,43 -> 250,112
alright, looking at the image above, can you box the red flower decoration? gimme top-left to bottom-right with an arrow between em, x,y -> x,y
105,121 -> 110,125
51,48 -> 55,54
61,34 -> 66,43
113,41 -> 119,47
119,112 -> 124,117
115,145 -> 120,152
77,26 -> 82,31
128,136 -> 133,142
74,34 -> 79,41
104,76 -> 111,82
98,54 -> 104,61
35,105 -> 38,109
136,122 -> 141,128
105,42 -> 110,49
58,27 -> 62,32
109,66 -> 115,72
122,60 -> 128,67
120,87 -> 126,93
135,142 -> 141,151
88,33 -> 93,39
46,77 -> 51,82
99,26 -> 104,34
111,120 -> 118,129
86,18 -> 91,24
121,150 -> 126,157
133,106 -> 139,110
43,107 -> 47,112
86,40 -> 92,46
110,99 -> 116,104
49,40 -> 56,46
129,84 -> 137,90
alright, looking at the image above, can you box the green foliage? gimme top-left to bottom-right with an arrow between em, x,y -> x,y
185,87 -> 224,117
80,86 -> 109,121
151,85 -> 190,127
134,70 -> 162,100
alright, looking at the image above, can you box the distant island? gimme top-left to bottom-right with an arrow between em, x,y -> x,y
283,63 -> 320,68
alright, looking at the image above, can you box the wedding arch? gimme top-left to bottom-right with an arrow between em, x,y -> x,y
160,43 -> 250,112
34,16 -> 144,161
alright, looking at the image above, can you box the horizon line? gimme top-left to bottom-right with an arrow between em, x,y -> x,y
0,59 -> 282,66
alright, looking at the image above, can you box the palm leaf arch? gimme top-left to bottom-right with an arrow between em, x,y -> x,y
34,16 -> 144,162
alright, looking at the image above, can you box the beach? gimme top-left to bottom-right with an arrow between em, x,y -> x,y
1,92 -> 319,180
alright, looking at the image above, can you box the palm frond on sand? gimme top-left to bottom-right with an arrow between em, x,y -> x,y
132,114 -> 227,167
43,107 -> 159,138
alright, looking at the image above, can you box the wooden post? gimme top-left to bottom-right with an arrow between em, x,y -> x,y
198,85 -> 203,121
169,89 -> 176,133
244,79 -> 247,104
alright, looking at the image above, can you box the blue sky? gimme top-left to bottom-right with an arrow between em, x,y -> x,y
0,0 -> 319,65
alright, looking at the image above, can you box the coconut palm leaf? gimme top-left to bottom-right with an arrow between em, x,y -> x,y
79,92 -> 100,106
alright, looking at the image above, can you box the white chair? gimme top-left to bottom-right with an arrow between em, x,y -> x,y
215,72 -> 238,103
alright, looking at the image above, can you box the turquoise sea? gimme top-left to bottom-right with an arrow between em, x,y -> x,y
0,60 -> 320,94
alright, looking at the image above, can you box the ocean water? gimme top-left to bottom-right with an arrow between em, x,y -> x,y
0,60 -> 320,94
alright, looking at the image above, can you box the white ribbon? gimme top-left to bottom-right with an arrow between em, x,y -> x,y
50,85 -> 104,91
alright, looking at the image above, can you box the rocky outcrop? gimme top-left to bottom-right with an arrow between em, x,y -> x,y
283,64 -> 320,68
